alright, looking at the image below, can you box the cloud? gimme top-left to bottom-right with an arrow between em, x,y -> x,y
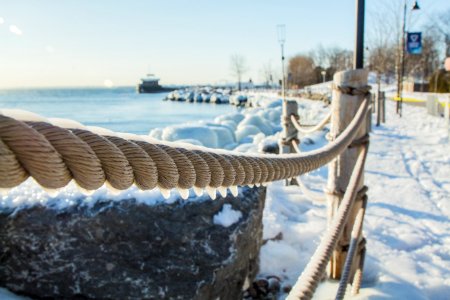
9,25 -> 23,35
0,17 -> 4,25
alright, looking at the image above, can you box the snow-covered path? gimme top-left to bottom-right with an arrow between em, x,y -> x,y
361,102 -> 450,299
261,101 -> 450,299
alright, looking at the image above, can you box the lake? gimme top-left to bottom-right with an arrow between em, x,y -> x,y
0,87 -> 237,135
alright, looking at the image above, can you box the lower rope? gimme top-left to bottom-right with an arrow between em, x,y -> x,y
286,146 -> 368,300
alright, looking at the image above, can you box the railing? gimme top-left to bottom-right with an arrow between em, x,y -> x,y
0,69 -> 371,299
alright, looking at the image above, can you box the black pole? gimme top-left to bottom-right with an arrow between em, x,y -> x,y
354,0 -> 365,69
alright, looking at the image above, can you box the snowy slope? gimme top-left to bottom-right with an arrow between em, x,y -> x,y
260,100 -> 450,299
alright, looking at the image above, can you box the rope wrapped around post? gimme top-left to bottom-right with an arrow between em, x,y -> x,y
286,145 -> 369,300
0,98 -> 369,194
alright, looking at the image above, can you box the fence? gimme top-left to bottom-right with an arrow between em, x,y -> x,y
0,69 -> 371,299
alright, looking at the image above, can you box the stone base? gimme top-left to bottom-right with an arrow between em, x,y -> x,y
0,187 -> 266,300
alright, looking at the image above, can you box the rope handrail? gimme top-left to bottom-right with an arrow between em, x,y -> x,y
0,98 -> 368,196
286,145 -> 368,300
291,112 -> 331,134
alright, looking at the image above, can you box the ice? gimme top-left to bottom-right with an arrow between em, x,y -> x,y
235,125 -> 261,143
86,125 -> 117,137
229,185 -> 238,197
214,112 -> 244,124
202,123 -> 235,148
162,125 -> 219,148
217,186 -> 228,197
0,109 -> 48,122
205,186 -> 217,200
159,188 -> 171,199
213,204 -> 242,227
238,114 -> 273,135
49,117 -> 87,130
193,186 -> 204,196
148,127 -> 163,140
177,188 -> 189,200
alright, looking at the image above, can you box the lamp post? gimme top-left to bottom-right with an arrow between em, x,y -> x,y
354,0 -> 365,69
277,24 -> 286,102
321,70 -> 326,83
396,0 -> 420,116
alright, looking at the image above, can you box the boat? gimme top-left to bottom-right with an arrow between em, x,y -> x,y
137,74 -> 174,93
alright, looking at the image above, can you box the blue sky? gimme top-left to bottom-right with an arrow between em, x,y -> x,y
0,0 -> 448,88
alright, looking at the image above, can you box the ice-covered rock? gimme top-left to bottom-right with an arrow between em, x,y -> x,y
162,125 -> 218,148
215,113 -> 245,125
149,127 -> 163,140
235,125 -> 262,143
204,123 -> 235,148
238,115 -> 273,136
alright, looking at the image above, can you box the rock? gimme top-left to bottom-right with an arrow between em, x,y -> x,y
261,142 -> 279,154
0,187 -> 266,300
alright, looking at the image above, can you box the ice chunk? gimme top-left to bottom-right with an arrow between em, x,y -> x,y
238,115 -> 273,135
235,125 -> 261,143
162,125 -> 218,148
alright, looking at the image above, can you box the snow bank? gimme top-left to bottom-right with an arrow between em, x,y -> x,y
213,203 -> 243,227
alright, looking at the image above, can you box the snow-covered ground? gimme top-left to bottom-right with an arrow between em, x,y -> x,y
260,100 -> 450,299
1,97 -> 449,299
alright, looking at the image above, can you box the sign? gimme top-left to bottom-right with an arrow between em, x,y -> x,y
406,32 -> 422,54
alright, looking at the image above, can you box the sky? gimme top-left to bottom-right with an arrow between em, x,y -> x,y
0,0 -> 449,88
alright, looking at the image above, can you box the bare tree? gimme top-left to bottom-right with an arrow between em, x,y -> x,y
259,61 -> 275,88
230,54 -> 248,91
288,54 -> 316,88
430,8 -> 450,57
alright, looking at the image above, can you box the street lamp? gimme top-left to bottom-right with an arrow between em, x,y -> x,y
277,24 -> 286,102
396,0 -> 420,116
321,70 -> 326,83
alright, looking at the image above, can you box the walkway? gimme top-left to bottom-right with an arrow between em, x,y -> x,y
259,101 -> 450,299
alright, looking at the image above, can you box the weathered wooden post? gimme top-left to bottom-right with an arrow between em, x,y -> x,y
280,100 -> 299,185
326,69 -> 369,282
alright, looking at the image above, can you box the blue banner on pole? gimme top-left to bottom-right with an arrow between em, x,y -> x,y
406,32 -> 422,54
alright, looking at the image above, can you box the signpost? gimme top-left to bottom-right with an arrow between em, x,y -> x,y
406,32 -> 422,54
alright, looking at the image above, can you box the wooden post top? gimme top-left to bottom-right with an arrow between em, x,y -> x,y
333,69 -> 368,87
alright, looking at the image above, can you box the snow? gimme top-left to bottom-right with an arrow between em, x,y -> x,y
213,203 -> 243,227
259,100 -> 450,299
0,179 -> 211,212
1,93 -> 450,299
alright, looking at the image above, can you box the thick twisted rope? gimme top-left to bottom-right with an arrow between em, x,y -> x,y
335,195 -> 367,300
0,98 -> 368,193
291,112 -> 331,134
286,145 -> 368,300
